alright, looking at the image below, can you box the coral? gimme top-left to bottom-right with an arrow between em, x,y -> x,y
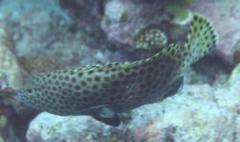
0,27 -> 23,90
133,26 -> 167,49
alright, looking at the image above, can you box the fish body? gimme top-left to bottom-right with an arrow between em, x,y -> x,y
17,14 -> 217,126
17,50 -> 182,125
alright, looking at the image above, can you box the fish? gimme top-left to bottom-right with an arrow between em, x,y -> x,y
16,13 -> 217,126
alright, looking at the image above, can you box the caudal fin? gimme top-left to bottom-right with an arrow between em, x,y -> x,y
181,13 -> 217,68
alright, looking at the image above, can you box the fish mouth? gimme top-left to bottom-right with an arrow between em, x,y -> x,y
15,90 -> 32,107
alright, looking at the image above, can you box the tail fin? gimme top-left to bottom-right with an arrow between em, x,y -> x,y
181,13 -> 217,68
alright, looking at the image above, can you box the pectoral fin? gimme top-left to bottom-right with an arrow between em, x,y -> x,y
80,104 -> 121,126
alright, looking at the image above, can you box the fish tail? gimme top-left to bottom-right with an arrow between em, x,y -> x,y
181,13 -> 217,67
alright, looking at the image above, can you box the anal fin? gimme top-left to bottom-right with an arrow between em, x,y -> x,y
163,76 -> 184,98
92,113 -> 120,126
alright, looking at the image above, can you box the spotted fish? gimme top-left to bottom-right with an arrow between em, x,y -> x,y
16,14 -> 217,126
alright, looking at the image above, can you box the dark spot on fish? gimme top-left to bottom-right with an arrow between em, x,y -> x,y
68,83 -> 73,88
111,74 -> 117,79
131,71 -> 137,76
87,77 -> 92,82
48,80 -> 52,84
64,76 -> 69,81
40,85 -> 45,90
71,77 -> 76,83
124,68 -> 130,72
105,69 -> 110,74
171,49 -> 176,55
81,81 -> 87,86
204,35 -> 209,40
102,83 -> 108,88
55,81 -> 60,85
110,88 -> 117,94
147,65 -> 154,72
97,68 -> 104,72
61,82 -> 66,86
139,69 -> 146,75
47,73 -> 51,77
111,68 -> 117,72
52,86 -> 57,91
92,85 -> 98,90
78,72 -> 83,77
104,77 -> 110,81
58,100 -> 64,106
52,75 -> 57,79
70,70 -> 75,75
118,72 -> 124,77
47,86 -> 51,90
36,93 -> 41,97
87,70 -> 94,74
113,81 -> 120,86
205,22 -> 210,27
75,85 -> 81,90
58,75 -> 63,80
82,97 -> 88,102
83,90 -> 90,95
94,76 -> 100,82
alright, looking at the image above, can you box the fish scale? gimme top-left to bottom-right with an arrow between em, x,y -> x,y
16,13 -> 217,126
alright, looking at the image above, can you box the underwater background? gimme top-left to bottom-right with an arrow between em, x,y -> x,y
0,0 -> 240,142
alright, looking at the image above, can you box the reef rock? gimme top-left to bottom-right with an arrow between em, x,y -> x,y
26,113 -> 124,142
127,85 -> 237,142
0,27 -> 23,90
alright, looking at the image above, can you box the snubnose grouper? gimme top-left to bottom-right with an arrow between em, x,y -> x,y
16,14 -> 217,126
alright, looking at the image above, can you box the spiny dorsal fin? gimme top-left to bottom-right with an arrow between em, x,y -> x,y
181,13 -> 217,68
